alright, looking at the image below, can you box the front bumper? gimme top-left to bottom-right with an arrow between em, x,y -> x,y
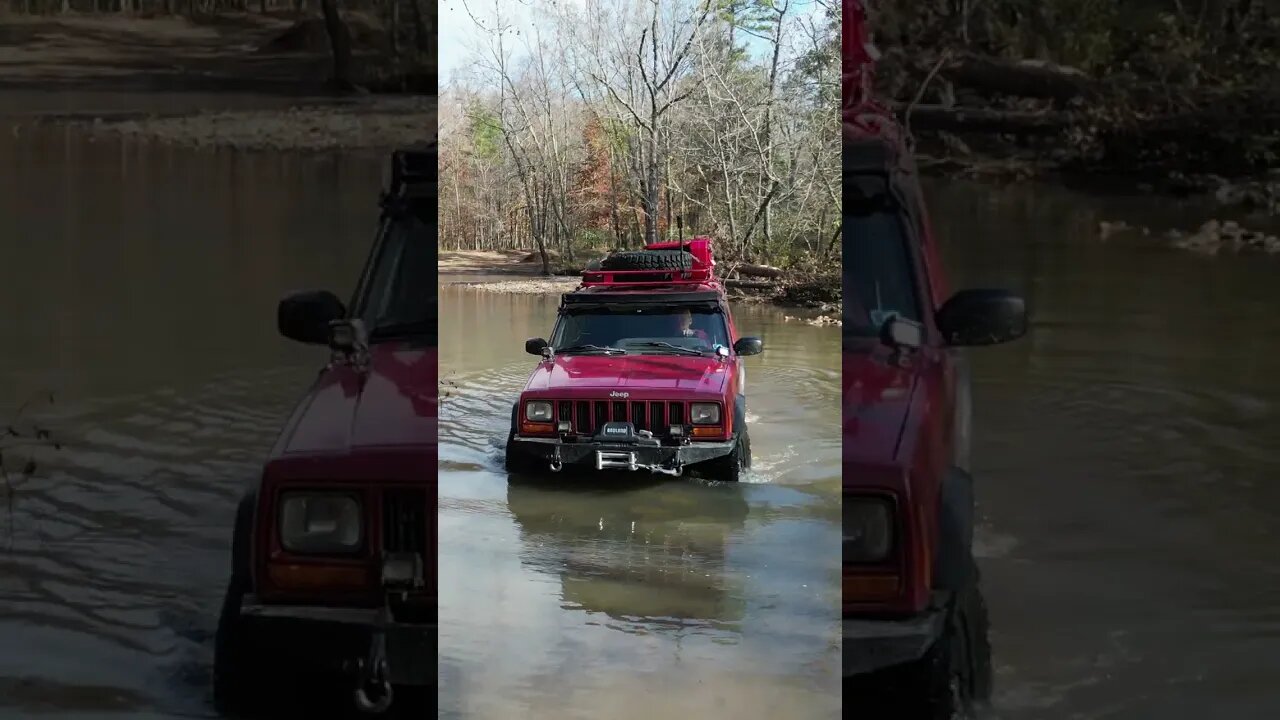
511,435 -> 735,474
843,608 -> 945,677
240,595 -> 434,687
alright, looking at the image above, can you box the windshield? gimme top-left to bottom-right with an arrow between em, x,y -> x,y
355,212 -> 436,341
844,207 -> 920,337
551,307 -> 729,355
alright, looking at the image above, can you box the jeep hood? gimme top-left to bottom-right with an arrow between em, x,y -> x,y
843,345 -> 919,467
524,354 -> 731,396
271,342 -> 437,461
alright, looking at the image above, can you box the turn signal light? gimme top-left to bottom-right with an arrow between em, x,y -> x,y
520,420 -> 555,435
690,426 -> 723,438
268,563 -> 368,590
843,573 -> 900,601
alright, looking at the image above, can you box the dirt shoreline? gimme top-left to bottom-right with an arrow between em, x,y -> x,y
0,12 -> 434,151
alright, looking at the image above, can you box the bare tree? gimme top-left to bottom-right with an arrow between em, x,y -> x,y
562,0 -> 713,245
439,0 -> 839,271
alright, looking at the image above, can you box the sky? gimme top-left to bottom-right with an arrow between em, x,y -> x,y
438,0 -> 543,86
437,0 -> 826,92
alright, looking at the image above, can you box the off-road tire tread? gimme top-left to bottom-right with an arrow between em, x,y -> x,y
212,576 -> 265,715
969,570 -> 995,703
505,432 -> 539,474
600,249 -> 696,271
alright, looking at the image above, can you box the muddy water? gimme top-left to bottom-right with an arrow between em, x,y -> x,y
0,123 -> 387,718
926,179 -> 1280,719
437,278 -> 841,719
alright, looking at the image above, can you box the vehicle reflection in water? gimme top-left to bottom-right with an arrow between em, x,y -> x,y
438,279 -> 841,720
506,477 -> 749,628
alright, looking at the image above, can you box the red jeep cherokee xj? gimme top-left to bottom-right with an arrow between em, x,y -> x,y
212,149 -> 436,716
504,237 -> 763,482
844,2 -> 1027,717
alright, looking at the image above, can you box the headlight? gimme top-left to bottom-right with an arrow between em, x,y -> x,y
525,401 -> 553,422
280,493 -> 363,554
690,403 -> 720,425
844,496 -> 893,562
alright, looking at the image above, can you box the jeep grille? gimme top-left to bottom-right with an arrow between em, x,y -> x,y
555,399 -> 689,436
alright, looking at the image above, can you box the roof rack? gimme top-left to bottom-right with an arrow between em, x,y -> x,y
580,236 -> 720,287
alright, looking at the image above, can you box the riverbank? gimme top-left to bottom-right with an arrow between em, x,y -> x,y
873,40 -> 1280,214
439,250 -> 842,321
0,12 -> 434,151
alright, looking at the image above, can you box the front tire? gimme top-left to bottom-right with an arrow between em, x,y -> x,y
505,428 -> 540,475
903,563 -> 993,719
213,491 -> 274,715
701,428 -> 750,482
504,403 -> 540,476
212,576 -> 269,715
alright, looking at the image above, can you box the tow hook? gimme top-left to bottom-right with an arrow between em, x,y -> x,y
642,463 -> 682,477
352,606 -> 394,714
549,445 -> 563,472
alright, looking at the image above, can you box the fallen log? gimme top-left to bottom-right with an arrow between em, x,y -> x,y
941,53 -> 1099,103
892,103 -> 1070,135
735,262 -> 786,279
723,279 -> 776,290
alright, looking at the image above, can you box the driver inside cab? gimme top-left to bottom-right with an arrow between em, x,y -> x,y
676,308 -> 709,342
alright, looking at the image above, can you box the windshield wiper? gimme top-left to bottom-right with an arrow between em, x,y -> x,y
632,341 -> 708,356
370,319 -> 434,341
556,344 -> 627,355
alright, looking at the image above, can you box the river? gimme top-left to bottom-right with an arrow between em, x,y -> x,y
6,114 -> 1275,719
0,123 -> 402,718
928,178 -> 1280,719
436,279 -> 843,719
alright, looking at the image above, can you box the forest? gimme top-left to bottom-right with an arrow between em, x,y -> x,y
437,0 -> 840,281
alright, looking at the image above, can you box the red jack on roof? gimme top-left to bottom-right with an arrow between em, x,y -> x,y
843,0 -> 903,146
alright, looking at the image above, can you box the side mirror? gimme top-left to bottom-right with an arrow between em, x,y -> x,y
278,290 -> 346,345
733,337 -> 764,356
525,338 -> 549,355
936,289 -> 1027,346
879,315 -> 924,349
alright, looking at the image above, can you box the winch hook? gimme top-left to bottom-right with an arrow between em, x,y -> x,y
549,446 -> 563,472
352,610 -> 394,714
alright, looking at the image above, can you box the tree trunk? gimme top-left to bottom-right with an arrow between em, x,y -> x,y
409,0 -> 430,53
644,107 -> 659,245
607,147 -> 623,248
389,0 -> 401,61
319,0 -> 354,89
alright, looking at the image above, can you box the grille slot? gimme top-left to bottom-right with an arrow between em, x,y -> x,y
594,401 -> 608,430
631,402 -> 647,430
650,401 -> 664,430
576,400 -> 592,434
669,402 -> 685,427
383,489 -> 427,555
